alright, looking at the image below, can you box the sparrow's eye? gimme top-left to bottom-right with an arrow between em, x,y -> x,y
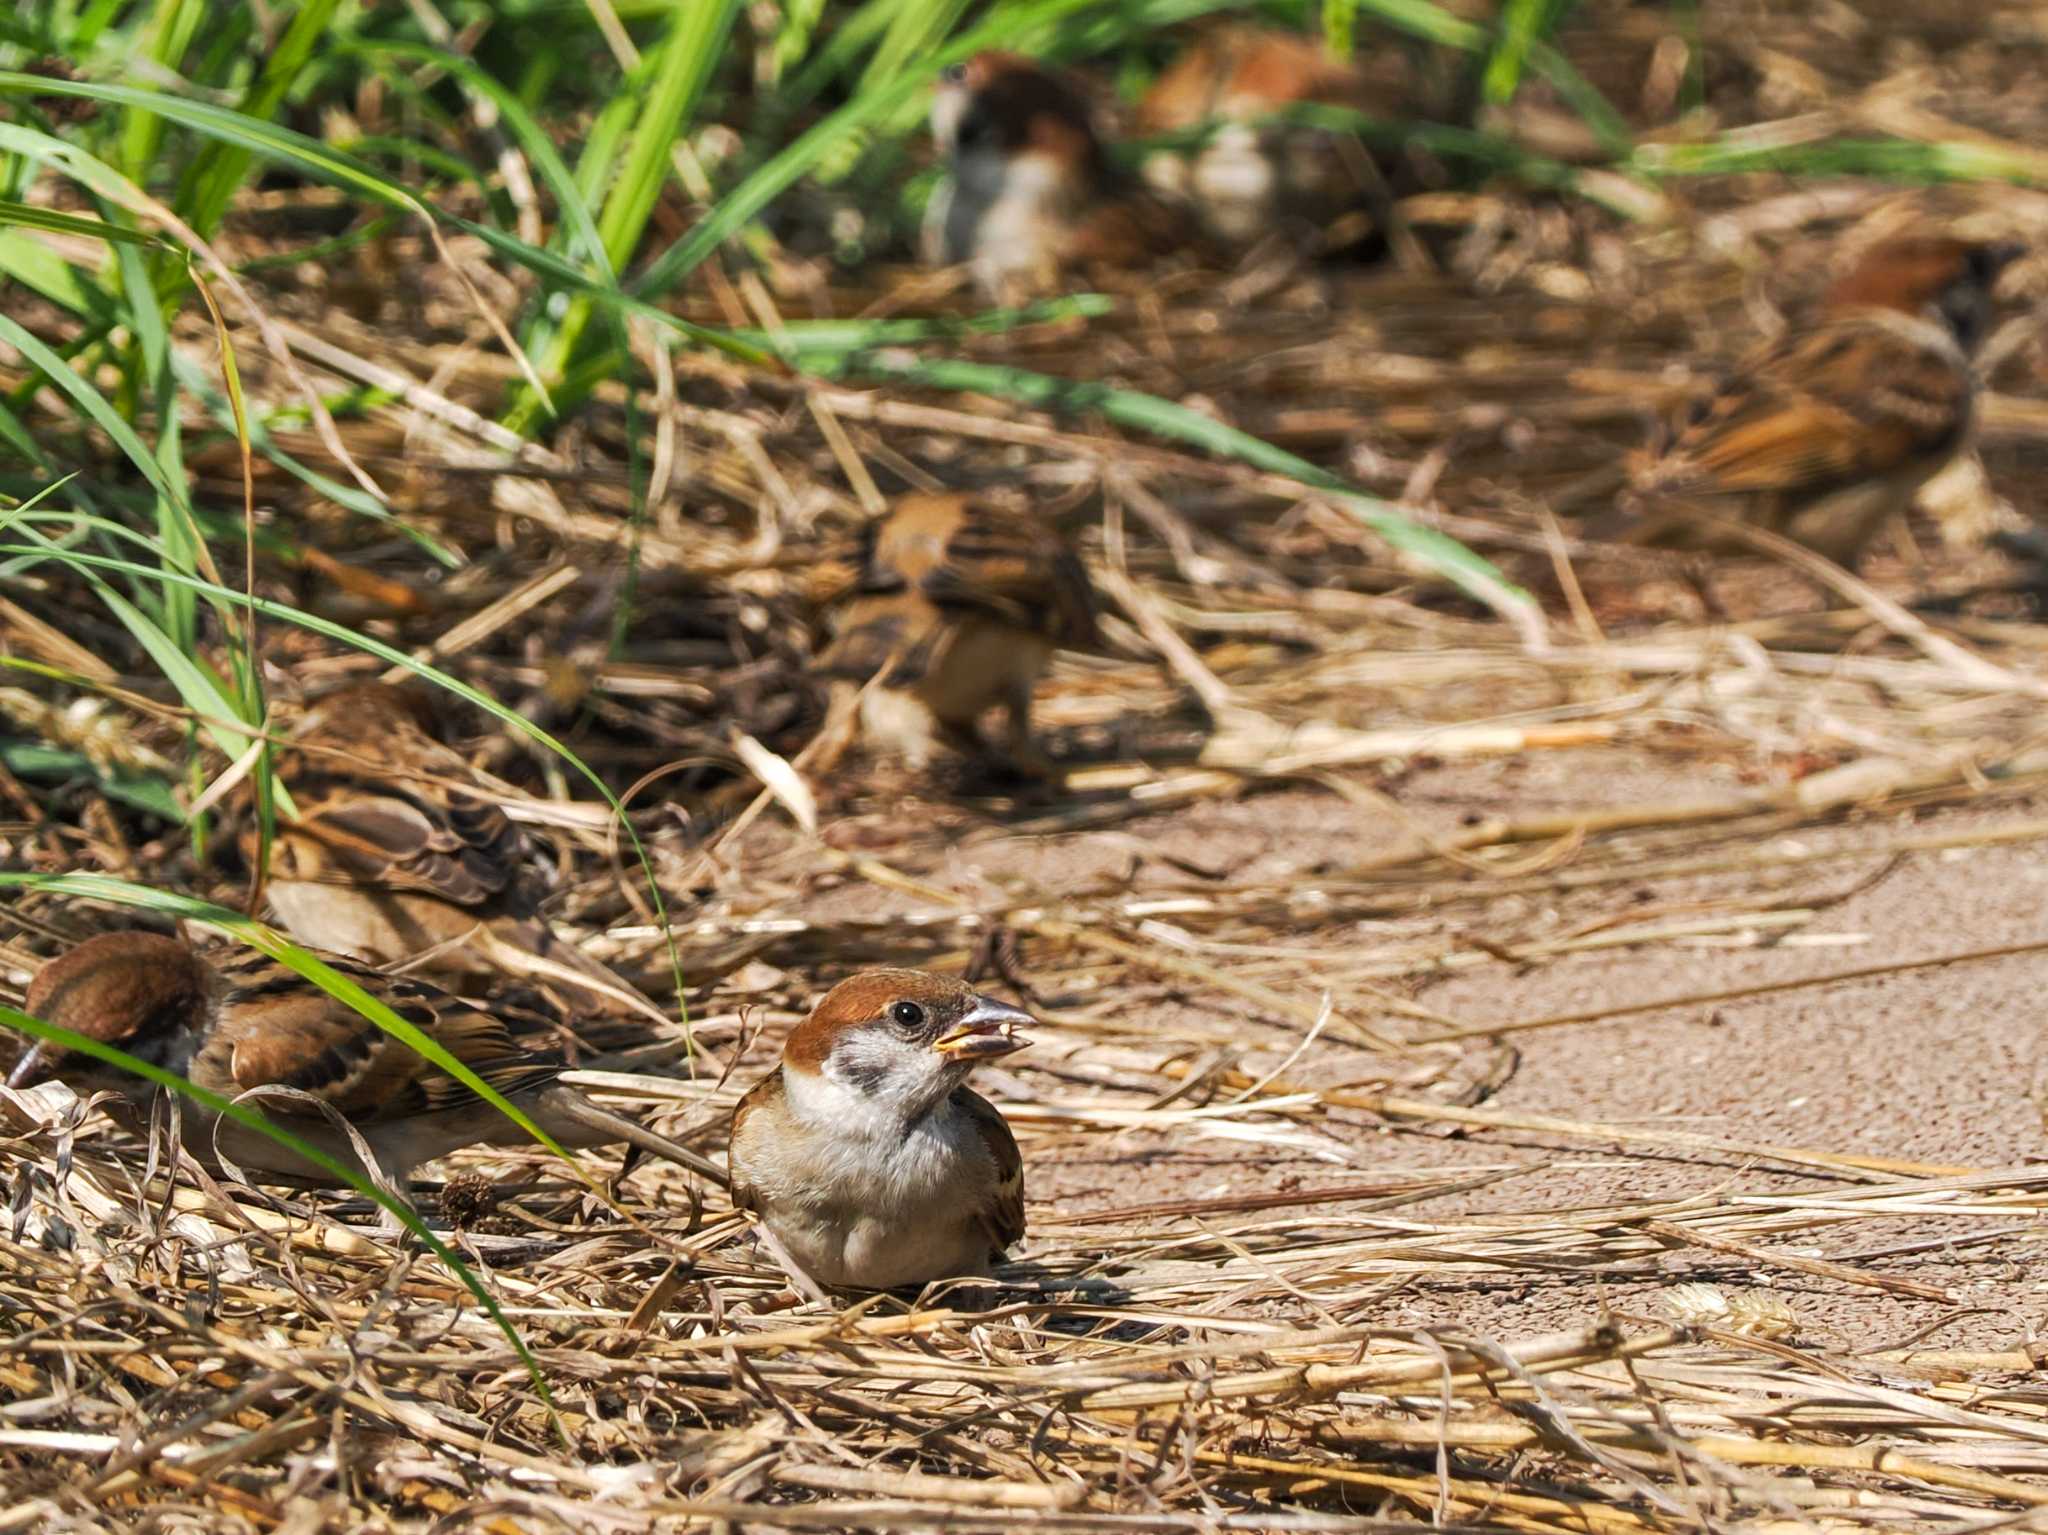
890,1000 -> 927,1030
940,62 -> 968,86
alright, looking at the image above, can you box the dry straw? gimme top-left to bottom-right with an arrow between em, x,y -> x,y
11,1 -> 2048,1529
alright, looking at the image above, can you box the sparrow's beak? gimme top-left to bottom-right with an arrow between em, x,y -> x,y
6,1041 -> 53,1091
932,995 -> 1034,1060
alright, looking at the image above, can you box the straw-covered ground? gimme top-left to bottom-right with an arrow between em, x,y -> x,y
12,1 -> 2048,1530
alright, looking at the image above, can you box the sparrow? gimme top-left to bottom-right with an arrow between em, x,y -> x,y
814,493 -> 1098,775
1593,236 -> 2024,566
254,681 -> 663,1023
5,930 -> 724,1211
725,969 -> 1033,1293
924,50 -> 1195,300
1135,23 -> 1388,251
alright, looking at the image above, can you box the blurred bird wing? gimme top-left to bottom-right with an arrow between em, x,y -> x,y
268,686 -> 533,908
914,498 -> 1099,649
1643,312 -> 1971,498
1064,190 -> 1195,271
207,950 -> 556,1124
725,1069 -> 785,1207
954,1086 -> 1025,1254
281,787 -> 526,907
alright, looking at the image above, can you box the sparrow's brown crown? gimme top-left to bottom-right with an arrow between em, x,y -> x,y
1136,23 -> 1369,131
12,932 -> 209,1087
784,969 -> 1032,1075
1824,236 -> 2023,351
940,51 -> 1104,170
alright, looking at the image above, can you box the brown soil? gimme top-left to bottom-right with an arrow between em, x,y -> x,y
740,760 -> 2048,1352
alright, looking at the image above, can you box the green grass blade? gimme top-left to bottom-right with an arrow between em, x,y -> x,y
0,310 -> 205,538
0,740 -> 182,820
0,86 -> 770,370
0,987 -> 551,1409
0,226 -> 116,318
0,512 -> 258,765
1483,0 -> 1579,105
0,197 -> 168,247
177,0 -> 343,240
510,0 -> 741,430
844,353 -> 1528,616
349,39 -> 611,279
1324,0 -> 1360,57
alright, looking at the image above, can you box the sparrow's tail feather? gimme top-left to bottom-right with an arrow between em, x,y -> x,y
536,1086 -> 728,1185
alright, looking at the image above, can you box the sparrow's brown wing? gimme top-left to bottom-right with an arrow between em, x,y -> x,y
724,1069 -> 784,1207
1065,190 -> 1196,272
274,792 -> 524,907
204,949 -> 556,1125
911,496 -> 1098,650
952,1086 -> 1025,1256
1639,313 -> 1972,501
818,494 -> 1095,682
267,687 -> 532,910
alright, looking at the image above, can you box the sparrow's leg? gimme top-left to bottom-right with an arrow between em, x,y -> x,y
999,678 -> 1054,779
933,715 -> 991,765
376,1185 -> 422,1241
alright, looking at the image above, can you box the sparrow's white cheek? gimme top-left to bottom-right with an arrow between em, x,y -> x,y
929,85 -> 968,155
798,1030 -> 953,1129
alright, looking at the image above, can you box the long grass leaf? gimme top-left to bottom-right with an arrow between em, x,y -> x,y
845,353 -> 1528,617
0,872 -> 584,1170
512,0 -> 741,427
0,311 -> 202,527
0,536 -> 692,1035
177,0 -> 343,240
0,989 -> 552,1407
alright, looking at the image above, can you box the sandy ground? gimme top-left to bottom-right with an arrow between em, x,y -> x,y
760,750 -> 2048,1351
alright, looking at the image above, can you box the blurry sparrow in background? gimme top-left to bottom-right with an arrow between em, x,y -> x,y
815,492 -> 1097,777
1137,23 -> 1390,253
925,51 -> 1195,300
1592,235 -> 2023,566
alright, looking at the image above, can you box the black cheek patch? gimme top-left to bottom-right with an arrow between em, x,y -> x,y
835,1054 -> 894,1096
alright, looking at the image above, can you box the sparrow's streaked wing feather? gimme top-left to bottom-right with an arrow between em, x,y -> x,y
726,1070 -> 782,1207
917,497 -> 1099,650
263,683 -> 535,908
207,950 -> 555,1123
279,794 -> 518,906
1643,314 -> 1971,500
953,1085 -> 1025,1254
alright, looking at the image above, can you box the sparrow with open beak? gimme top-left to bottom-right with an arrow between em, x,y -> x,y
1136,23 -> 1389,252
726,969 -> 1034,1293
1594,235 -> 2024,566
924,51 -> 1194,300
255,681 -> 662,1023
815,492 -> 1097,776
5,931 -> 722,1213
